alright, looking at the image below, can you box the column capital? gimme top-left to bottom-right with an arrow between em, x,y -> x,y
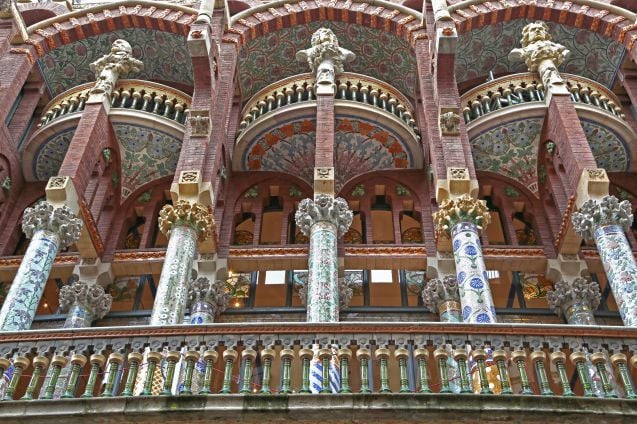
158,200 -> 214,242
422,275 -> 460,313
22,201 -> 83,248
546,277 -> 601,318
433,194 -> 491,238
571,195 -> 633,240
294,194 -> 353,237
186,276 -> 230,317
58,281 -> 112,319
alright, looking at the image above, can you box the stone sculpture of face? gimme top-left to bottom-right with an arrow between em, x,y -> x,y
111,39 -> 133,55
521,22 -> 550,46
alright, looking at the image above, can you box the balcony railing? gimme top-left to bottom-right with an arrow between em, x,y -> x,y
38,79 -> 191,128
461,73 -> 625,124
237,72 -> 419,137
0,322 -> 636,404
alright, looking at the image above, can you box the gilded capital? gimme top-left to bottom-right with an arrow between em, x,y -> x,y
58,280 -> 112,320
571,195 -> 633,240
546,277 -> 601,317
158,200 -> 214,242
433,194 -> 491,237
187,276 -> 230,317
22,201 -> 83,248
295,194 -> 353,237
422,275 -> 460,313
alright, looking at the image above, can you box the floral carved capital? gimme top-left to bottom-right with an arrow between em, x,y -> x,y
158,200 -> 214,242
433,194 -> 491,237
546,277 -> 601,317
22,201 -> 83,248
422,275 -> 460,313
571,195 -> 633,240
295,194 -> 353,237
59,280 -> 113,319
187,276 -> 230,317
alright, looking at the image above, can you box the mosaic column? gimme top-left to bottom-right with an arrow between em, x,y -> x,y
433,194 -> 496,323
422,275 -> 462,322
186,276 -> 230,324
547,278 -> 601,325
572,195 -> 637,327
295,195 -> 353,322
0,201 -> 82,331
296,270 -> 361,313
150,201 -> 213,325
58,280 -> 113,328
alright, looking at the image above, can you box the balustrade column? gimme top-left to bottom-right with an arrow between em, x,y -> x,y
150,201 -> 213,325
572,195 -> 637,326
0,202 -> 82,331
295,195 -> 352,322
433,194 -> 496,323
186,276 -> 230,324
58,280 -> 112,328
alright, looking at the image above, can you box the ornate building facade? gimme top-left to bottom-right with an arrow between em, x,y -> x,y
0,0 -> 637,422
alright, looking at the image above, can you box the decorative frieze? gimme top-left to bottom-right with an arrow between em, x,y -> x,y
89,39 -> 143,98
158,200 -> 214,242
547,278 -> 601,325
295,194 -> 353,237
433,194 -> 490,237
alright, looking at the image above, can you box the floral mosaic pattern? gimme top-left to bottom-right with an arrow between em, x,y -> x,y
307,221 -> 339,322
470,118 -> 543,195
0,230 -> 59,331
452,222 -> 497,324
114,124 -> 182,200
456,20 -> 625,87
33,128 -> 75,181
38,29 -> 192,97
239,21 -> 417,99
581,120 -> 629,172
594,225 -> 637,327
242,116 -> 414,191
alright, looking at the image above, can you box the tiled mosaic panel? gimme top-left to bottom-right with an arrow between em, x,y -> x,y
307,221 -> 339,322
38,29 -> 192,97
239,21 -> 417,99
33,128 -> 75,181
581,120 -> 629,172
114,124 -> 182,200
242,116 -> 414,191
470,117 -> 543,196
456,20 -> 625,87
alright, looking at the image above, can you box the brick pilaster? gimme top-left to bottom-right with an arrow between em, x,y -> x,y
315,94 -> 335,169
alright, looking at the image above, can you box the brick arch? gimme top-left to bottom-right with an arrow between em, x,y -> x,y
447,0 -> 637,62
222,0 -> 427,48
18,3 -> 69,26
18,3 -> 197,58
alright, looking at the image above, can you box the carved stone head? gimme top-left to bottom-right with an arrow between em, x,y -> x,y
111,39 -> 133,55
311,27 -> 339,48
520,21 -> 551,47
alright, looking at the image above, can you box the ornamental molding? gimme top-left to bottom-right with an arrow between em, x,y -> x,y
546,277 -> 601,317
22,201 -> 83,248
228,247 -> 309,257
295,194 -> 353,237
433,194 -> 491,237
58,280 -> 112,319
344,246 -> 427,255
89,39 -> 143,97
571,195 -> 634,240
158,200 -> 214,242
422,275 -> 460,313
187,276 -> 230,317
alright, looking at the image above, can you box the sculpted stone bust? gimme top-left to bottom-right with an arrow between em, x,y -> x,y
296,28 -> 355,89
89,39 -> 144,96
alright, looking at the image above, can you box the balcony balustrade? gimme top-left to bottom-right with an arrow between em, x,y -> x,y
461,73 -> 625,124
237,72 -> 419,137
38,79 -> 191,128
0,322 -> 636,406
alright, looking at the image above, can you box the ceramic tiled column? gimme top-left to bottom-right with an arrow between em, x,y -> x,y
572,195 -> 637,327
295,195 -> 352,322
547,277 -> 601,325
422,275 -> 462,322
186,276 -> 230,324
58,280 -> 113,328
433,194 -> 496,323
0,201 -> 82,331
150,201 -> 213,325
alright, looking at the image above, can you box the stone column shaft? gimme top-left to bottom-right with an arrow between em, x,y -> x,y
572,195 -> 637,327
150,201 -> 213,325
0,202 -> 81,331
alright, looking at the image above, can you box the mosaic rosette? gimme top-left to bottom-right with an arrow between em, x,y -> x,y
452,222 -> 497,324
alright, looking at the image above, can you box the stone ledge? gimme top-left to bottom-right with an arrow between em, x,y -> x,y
0,393 -> 636,424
